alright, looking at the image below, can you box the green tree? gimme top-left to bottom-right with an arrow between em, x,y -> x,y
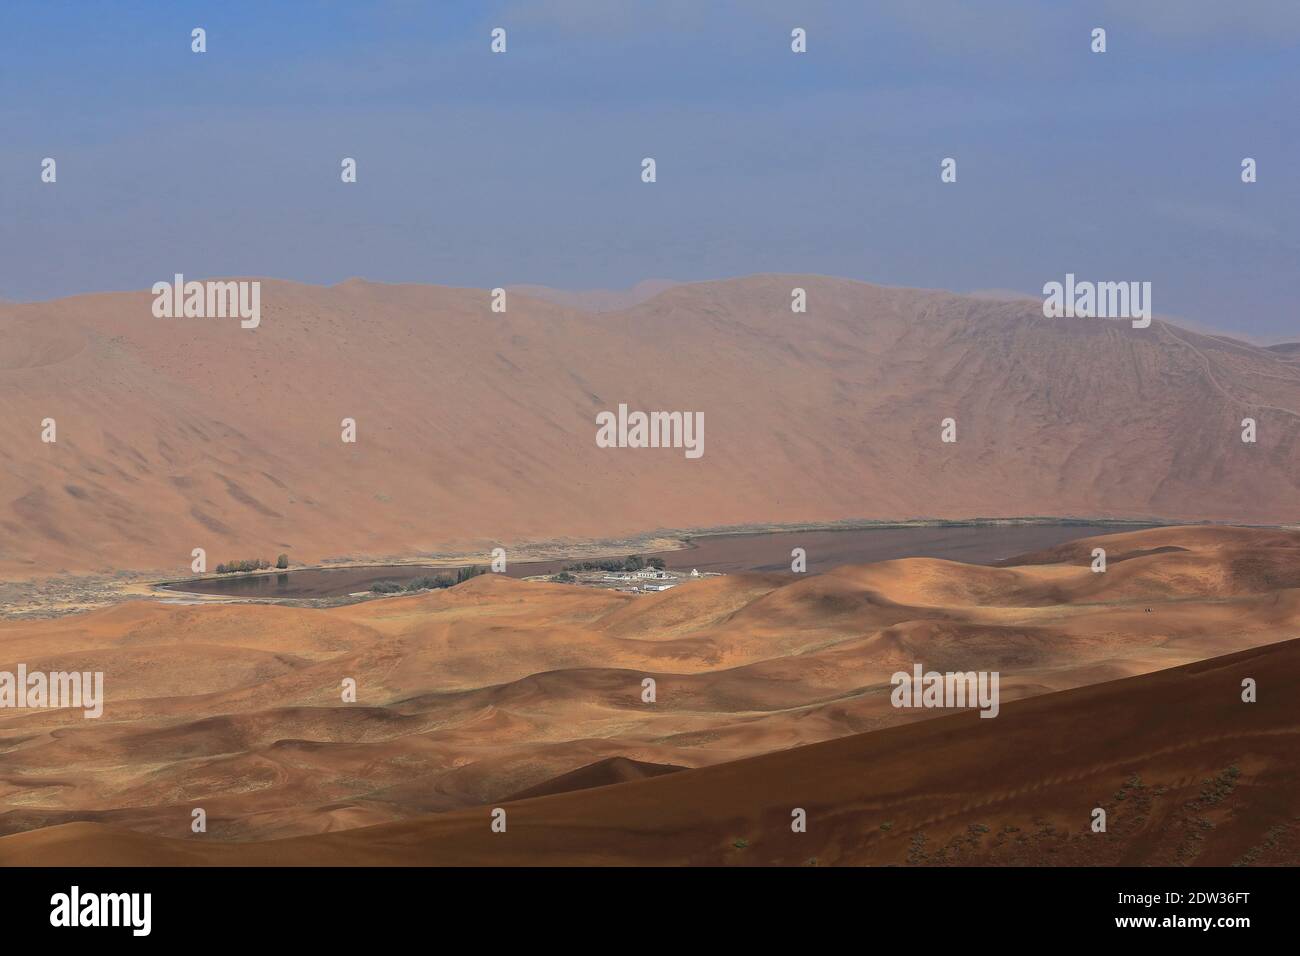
456,565 -> 485,584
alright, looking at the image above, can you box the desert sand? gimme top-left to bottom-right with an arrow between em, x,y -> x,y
4,620 -> 1295,866
0,525 -> 1296,864
1,276 -> 1296,577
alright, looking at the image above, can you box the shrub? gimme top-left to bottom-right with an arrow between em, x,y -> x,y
276,554 -> 289,569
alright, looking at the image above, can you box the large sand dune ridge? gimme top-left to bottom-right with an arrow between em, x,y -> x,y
2,275 -> 1296,575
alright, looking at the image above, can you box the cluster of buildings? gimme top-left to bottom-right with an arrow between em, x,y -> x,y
600,567 -> 697,592
542,565 -> 721,593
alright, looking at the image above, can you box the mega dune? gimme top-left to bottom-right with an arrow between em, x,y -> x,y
1,276 -> 1296,576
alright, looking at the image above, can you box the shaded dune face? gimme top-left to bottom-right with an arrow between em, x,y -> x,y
0,526 -> 1296,855
1,275 -> 1297,576
4,624 -> 1297,867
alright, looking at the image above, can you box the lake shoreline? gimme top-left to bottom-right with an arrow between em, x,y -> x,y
164,515 -> 1175,582
5,516 -> 1284,619
157,518 -> 1174,602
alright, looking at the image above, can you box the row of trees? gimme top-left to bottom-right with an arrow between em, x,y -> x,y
371,565 -> 485,594
215,554 -> 289,574
562,555 -> 666,574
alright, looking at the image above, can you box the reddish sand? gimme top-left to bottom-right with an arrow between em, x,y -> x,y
1,276 -> 1296,576
0,525 -> 1296,864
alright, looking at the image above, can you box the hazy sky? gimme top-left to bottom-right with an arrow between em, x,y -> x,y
2,0 -> 1297,340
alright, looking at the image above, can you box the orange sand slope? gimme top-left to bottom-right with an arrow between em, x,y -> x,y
4,632 -> 1295,867
0,525 -> 1296,853
2,275 -> 1297,575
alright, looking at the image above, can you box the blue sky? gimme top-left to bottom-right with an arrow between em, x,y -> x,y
2,0 -> 1297,340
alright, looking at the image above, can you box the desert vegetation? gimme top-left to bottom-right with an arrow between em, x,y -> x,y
371,565 -> 485,594
215,558 -> 272,574
561,554 -> 664,574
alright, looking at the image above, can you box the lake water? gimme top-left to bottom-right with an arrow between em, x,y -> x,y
158,523 -> 1153,599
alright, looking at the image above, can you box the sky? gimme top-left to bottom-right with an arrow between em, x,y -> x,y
1,0 -> 1297,341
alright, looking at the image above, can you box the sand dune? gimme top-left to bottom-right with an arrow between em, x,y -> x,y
503,756 -> 685,801
5,634 -> 1295,866
2,276 -> 1296,576
0,526 -> 1296,850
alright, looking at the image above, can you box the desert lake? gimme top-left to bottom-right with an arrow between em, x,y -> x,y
158,522 -> 1156,599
